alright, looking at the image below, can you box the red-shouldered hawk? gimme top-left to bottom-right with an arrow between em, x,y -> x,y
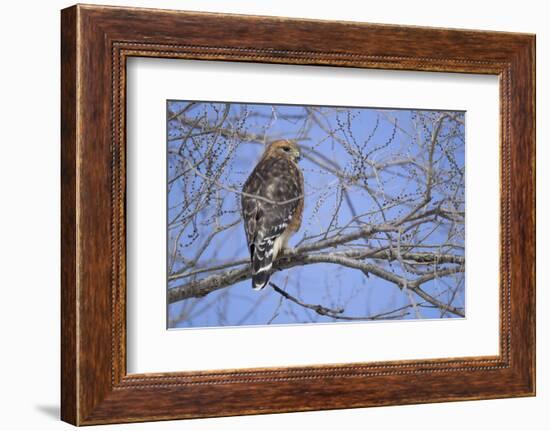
241,140 -> 304,290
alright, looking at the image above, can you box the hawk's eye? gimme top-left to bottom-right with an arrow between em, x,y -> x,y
282,147 -> 290,152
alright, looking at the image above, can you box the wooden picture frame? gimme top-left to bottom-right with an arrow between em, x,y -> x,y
61,4 -> 535,425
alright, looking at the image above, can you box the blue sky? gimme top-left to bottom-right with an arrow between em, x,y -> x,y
167,101 -> 465,328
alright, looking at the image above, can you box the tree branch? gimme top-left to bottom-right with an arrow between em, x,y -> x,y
168,241 -> 465,317
269,282 -> 411,321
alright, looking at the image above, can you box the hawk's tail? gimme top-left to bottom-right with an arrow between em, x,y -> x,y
251,237 -> 275,290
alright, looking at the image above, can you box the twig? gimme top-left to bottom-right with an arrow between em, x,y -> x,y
270,282 -> 411,321
270,282 -> 344,316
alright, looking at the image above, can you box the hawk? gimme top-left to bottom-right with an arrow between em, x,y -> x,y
241,140 -> 304,290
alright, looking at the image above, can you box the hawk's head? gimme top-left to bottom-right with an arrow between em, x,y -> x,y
265,140 -> 301,163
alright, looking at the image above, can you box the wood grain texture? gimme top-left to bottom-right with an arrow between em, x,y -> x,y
60,5 -> 78,425
60,4 -> 536,425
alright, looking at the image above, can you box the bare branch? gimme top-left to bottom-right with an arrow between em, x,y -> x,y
270,282 -> 411,321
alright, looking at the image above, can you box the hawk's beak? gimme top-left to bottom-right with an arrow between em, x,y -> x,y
295,150 -> 302,161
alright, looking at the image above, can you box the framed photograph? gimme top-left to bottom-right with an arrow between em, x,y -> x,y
61,4 -> 535,425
